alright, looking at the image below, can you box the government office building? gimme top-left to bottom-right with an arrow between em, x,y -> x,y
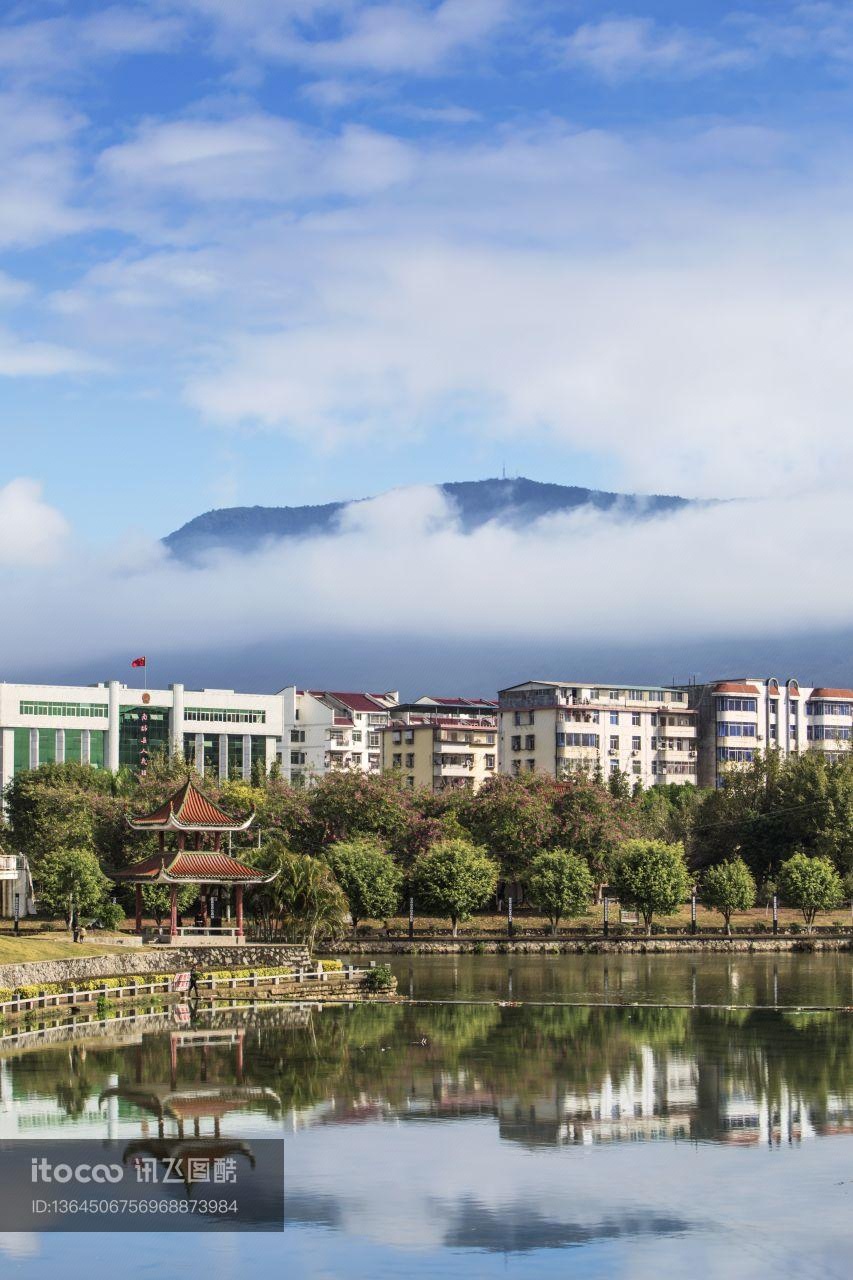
0,680 -> 285,793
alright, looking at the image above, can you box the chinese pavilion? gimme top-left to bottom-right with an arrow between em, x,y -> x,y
114,780 -> 273,940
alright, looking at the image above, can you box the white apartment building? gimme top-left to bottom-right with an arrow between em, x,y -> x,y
280,688 -> 398,784
0,679 -> 284,794
683,676 -> 853,787
497,680 -> 697,787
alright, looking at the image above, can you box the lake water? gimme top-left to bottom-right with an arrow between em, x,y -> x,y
0,953 -> 850,1279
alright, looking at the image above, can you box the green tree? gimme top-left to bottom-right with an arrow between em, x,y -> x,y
526,849 -> 594,935
702,857 -> 756,935
326,837 -> 403,933
778,852 -> 844,931
306,772 -> 411,850
457,775 -> 555,882
34,847 -> 111,928
412,838 -> 499,937
611,839 -> 689,935
258,850 -> 348,949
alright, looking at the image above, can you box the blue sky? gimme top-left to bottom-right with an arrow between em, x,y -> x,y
3,2 -> 853,679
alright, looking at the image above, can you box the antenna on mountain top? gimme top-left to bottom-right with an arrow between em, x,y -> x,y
502,462 -> 506,480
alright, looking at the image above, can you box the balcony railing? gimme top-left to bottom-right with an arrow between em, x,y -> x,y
0,854 -> 23,878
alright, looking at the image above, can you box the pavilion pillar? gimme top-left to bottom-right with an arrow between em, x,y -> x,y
170,884 -> 178,938
213,832 -> 221,852
178,832 -> 186,851
158,832 -> 165,854
135,884 -> 143,935
235,885 -> 244,938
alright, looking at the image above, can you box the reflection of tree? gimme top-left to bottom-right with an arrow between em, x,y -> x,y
2,999 -> 851,1145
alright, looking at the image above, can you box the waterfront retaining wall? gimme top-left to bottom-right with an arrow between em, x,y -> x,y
0,944 -> 310,991
329,936 -> 853,956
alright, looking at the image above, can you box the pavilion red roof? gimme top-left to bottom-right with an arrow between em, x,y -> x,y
127,780 -> 253,832
112,850 -> 270,883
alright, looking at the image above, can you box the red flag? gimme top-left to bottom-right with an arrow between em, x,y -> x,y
131,656 -> 146,668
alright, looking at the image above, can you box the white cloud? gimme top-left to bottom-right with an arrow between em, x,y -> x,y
175,0 -> 512,75
99,113 -> 414,202
0,93 -> 89,248
0,7 -> 185,81
1,484 -> 852,664
563,17 -> 751,81
0,479 -> 70,568
0,329 -> 100,376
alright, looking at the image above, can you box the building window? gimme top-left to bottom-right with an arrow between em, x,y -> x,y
485,754 -> 495,769
184,707 -> 266,724
405,753 -> 415,768
525,759 -> 535,771
716,722 -> 756,737
631,712 -> 641,726
609,735 -> 619,750
651,736 -> 657,750
290,729 -> 305,742
610,711 -> 619,725
511,735 -> 521,751
19,700 -> 108,718
525,734 -> 535,750
632,736 -> 641,751
392,753 -> 402,767
352,731 -> 362,743
632,760 -> 642,774
716,697 -> 758,713
609,759 -> 619,773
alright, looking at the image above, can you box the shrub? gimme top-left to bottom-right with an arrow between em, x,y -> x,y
362,964 -> 394,992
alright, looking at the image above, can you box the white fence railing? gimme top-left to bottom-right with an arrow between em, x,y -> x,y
0,964 -> 370,1016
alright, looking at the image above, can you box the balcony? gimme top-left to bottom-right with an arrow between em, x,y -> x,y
0,854 -> 24,880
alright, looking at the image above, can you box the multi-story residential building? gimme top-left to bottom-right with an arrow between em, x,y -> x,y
0,679 -> 284,793
391,695 -> 499,720
497,680 -> 697,787
381,705 -> 498,791
280,688 -> 398,784
683,676 -> 853,787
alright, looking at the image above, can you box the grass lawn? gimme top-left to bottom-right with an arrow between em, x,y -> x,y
0,932 -> 124,963
356,902 -> 853,936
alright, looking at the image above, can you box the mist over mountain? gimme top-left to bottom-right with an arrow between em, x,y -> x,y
18,629 -> 853,704
164,477 -> 695,560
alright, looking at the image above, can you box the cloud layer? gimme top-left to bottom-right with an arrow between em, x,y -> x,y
1,483 -> 850,672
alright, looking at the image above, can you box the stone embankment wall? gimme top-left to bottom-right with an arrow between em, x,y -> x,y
331,936 -> 852,957
0,944 -> 310,991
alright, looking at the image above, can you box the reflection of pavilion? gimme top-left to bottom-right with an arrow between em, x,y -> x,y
100,1024 -> 281,1144
114,780 -> 275,940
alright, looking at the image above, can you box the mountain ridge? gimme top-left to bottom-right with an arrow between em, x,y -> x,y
163,476 -> 695,560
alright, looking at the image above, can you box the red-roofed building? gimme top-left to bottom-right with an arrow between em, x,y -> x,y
680,675 -> 853,786
280,686 -> 399,784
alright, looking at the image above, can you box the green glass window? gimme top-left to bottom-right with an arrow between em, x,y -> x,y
251,737 -> 268,772
64,728 -> 82,763
227,735 -> 244,777
184,707 -> 266,724
38,729 -> 57,765
183,733 -> 198,765
202,735 -> 219,775
14,729 -> 31,772
19,700 -> 108,718
89,731 -> 105,768
119,706 -> 170,772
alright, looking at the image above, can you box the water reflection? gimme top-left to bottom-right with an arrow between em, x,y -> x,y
0,959 -> 851,1278
1,997 -> 850,1151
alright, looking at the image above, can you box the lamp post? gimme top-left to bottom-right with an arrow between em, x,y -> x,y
772,893 -> 779,936
507,896 -> 514,938
408,895 -> 414,941
691,887 -> 697,936
603,896 -> 610,938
